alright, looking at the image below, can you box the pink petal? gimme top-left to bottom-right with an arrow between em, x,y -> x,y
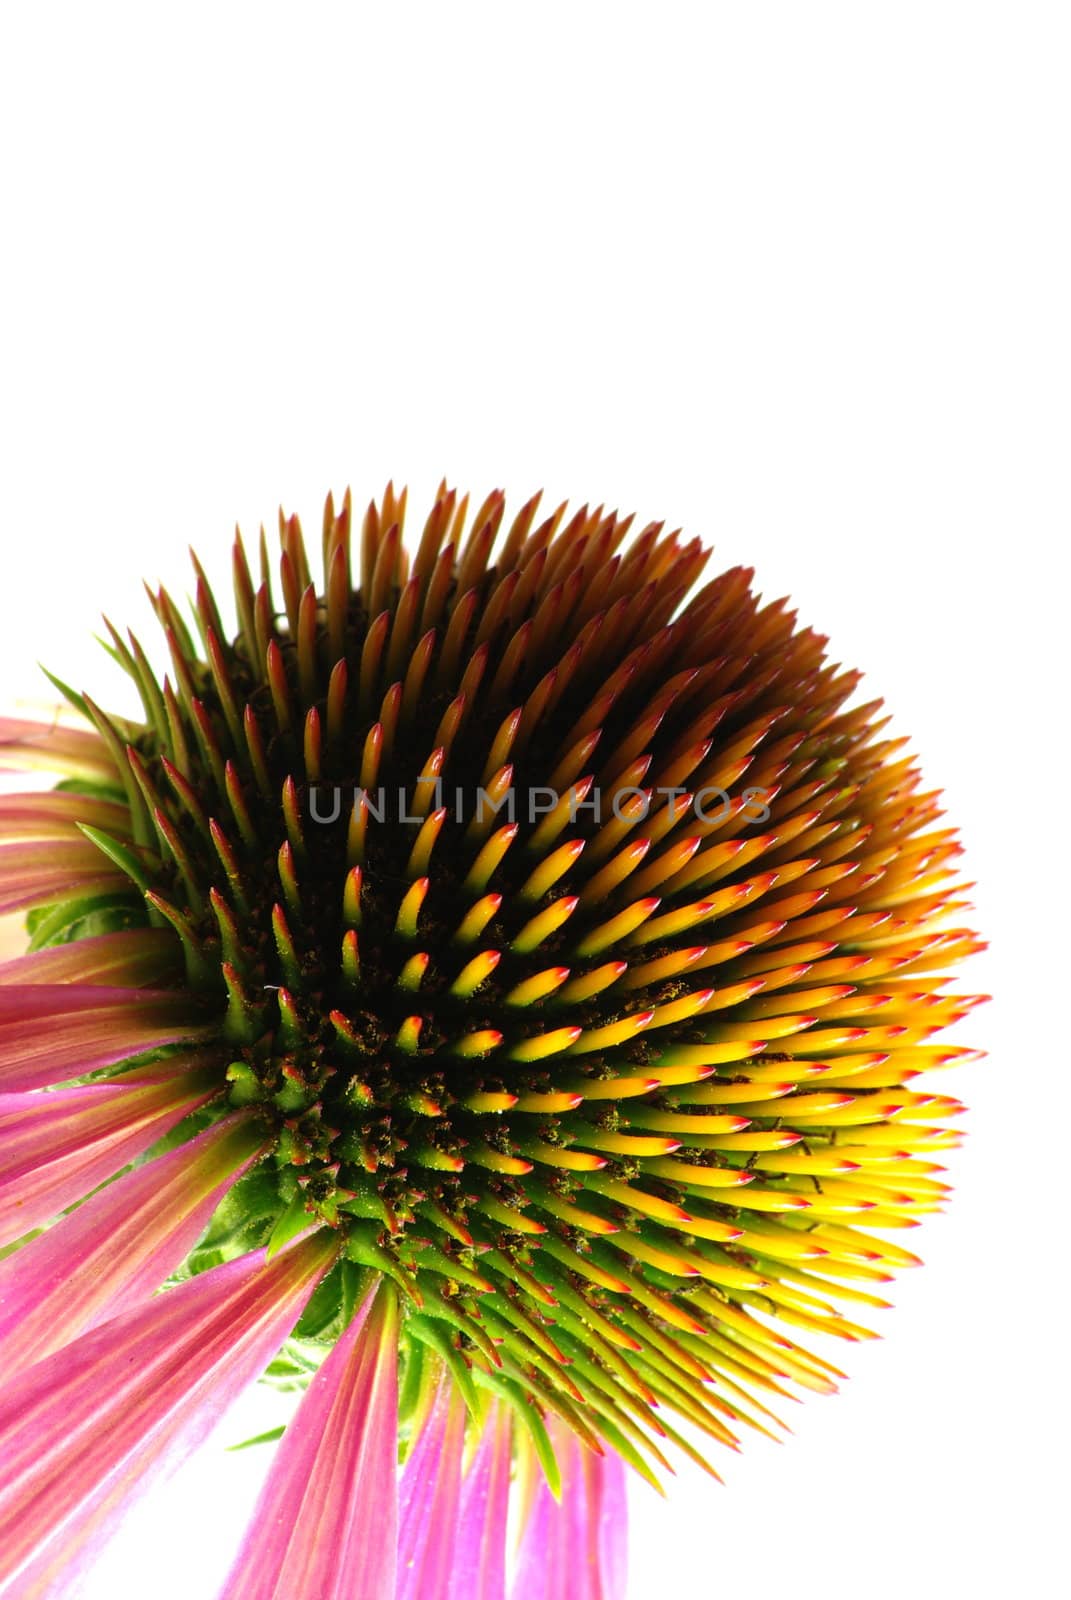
0,791 -> 132,841
0,1231 -> 337,1595
397,1375 -> 468,1600
0,929 -> 179,988
0,1111 -> 266,1372
0,985 -> 208,1092
0,717 -> 116,779
447,1403 -> 512,1600
0,870 -> 126,918
509,1468 -> 555,1599
510,1420 -> 629,1600
0,1064 -> 220,1247
593,1435 -> 628,1600
220,1280 -> 400,1600
0,841 -> 125,915
0,983 -> 186,1020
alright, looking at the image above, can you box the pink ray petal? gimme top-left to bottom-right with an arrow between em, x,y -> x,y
510,1420 -> 628,1600
0,1062 -> 221,1247
447,1402 -> 512,1600
0,870 -> 126,917
0,791 -> 133,841
0,717 -> 116,779
397,1374 -> 468,1600
509,1466 -> 557,1600
0,929 -> 179,987
220,1279 -> 400,1600
593,1434 -> 628,1600
0,1110 -> 267,1373
0,841 -> 126,915
0,983 -> 188,1021
0,986 -> 209,1092
0,1231 -> 337,1595
0,842 -> 114,876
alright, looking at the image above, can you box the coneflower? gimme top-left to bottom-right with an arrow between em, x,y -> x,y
0,485 -> 982,1598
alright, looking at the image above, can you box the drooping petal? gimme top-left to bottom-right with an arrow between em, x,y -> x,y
594,1432 -> 628,1600
0,1111 -> 267,1372
447,1402 -> 512,1600
0,790 -> 132,841
397,1374 -> 468,1600
0,840 -> 126,915
510,1420 -> 628,1600
0,1231 -> 337,1596
0,1063 -> 220,1247
0,984 -> 208,1092
0,928 -> 179,988
0,984 -> 186,1022
0,716 -> 116,779
220,1280 -> 399,1600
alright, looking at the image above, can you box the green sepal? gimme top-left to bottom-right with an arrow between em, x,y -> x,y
272,1072 -> 313,1115
227,1425 -> 286,1452
0,1227 -> 46,1265
137,1102 -> 222,1164
225,1060 -> 266,1106
406,1242 -> 489,1295
472,1371 -> 561,1498
337,1184 -> 395,1229
344,1223 -> 417,1301
262,1340 -> 322,1392
405,1314 -> 480,1418
412,1276 -> 499,1369
265,1192 -> 313,1259
54,775 -> 129,803
181,1165 -> 282,1276
630,1404 -> 722,1482
142,893 -> 215,985
77,823 -> 157,895
26,890 -> 144,951
37,665 -> 92,722
80,694 -> 154,846
292,1259 -> 366,1342
397,1336 -> 427,1433
576,1406 -> 665,1495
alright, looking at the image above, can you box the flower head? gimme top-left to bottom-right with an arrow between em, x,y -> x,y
0,484 -> 982,1596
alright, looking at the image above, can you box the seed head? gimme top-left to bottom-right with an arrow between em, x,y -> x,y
28,483 -> 981,1469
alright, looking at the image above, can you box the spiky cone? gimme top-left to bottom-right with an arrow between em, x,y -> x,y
0,483 -> 983,1598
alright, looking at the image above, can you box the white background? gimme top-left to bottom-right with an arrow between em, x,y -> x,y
1,5 -> 1068,1597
